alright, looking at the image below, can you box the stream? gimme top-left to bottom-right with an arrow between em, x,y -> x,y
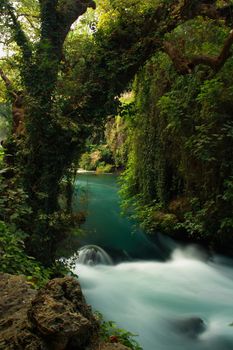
73,173 -> 233,350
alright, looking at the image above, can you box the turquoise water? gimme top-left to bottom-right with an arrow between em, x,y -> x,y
73,173 -> 233,350
75,173 -> 164,260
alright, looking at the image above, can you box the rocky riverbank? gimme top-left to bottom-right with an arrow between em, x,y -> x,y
0,274 -> 130,350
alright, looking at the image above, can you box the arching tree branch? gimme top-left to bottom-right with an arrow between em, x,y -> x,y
163,30 -> 233,74
58,0 -> 96,29
62,1 -> 233,127
39,0 -> 96,59
171,0 -> 233,25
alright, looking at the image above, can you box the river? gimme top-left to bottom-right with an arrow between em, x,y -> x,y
73,173 -> 233,350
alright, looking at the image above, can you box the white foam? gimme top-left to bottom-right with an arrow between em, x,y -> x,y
73,253 -> 233,350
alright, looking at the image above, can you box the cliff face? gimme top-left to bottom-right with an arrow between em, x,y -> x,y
0,274 -> 98,350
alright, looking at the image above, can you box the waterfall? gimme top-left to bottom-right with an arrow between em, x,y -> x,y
77,245 -> 113,265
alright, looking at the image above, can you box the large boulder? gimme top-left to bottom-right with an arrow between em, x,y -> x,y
0,274 -> 98,350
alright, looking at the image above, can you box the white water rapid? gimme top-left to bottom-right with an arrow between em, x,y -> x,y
77,245 -> 113,265
73,246 -> 233,350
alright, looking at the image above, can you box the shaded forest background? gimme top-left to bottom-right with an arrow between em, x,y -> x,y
0,0 -> 233,282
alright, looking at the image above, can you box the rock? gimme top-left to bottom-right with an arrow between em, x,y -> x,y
0,273 -> 43,350
99,343 -> 130,350
87,342 -> 130,350
169,316 -> 207,338
29,276 -> 99,350
0,274 -> 98,350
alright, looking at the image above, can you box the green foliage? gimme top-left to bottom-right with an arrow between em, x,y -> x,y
96,312 -> 142,350
79,143 -> 114,172
79,152 -> 94,170
0,146 -> 4,164
96,162 -> 113,173
104,108 -> 131,168
0,174 -> 32,228
0,220 -> 50,287
79,99 -> 132,173
1,0 -> 233,267
119,22 -> 233,253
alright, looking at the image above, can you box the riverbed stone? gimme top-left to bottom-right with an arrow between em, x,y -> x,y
169,316 -> 207,338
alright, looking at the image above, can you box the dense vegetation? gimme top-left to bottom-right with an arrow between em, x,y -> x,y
117,17 -> 233,254
120,47 -> 233,254
0,0 -> 233,281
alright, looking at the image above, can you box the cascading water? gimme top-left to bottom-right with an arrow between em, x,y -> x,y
73,247 -> 233,350
77,244 -> 113,265
73,173 -> 233,350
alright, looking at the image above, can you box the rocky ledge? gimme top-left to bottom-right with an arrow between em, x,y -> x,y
0,274 -> 130,350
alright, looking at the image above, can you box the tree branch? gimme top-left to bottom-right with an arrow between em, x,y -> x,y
0,67 -> 18,100
0,67 -> 12,89
171,0 -> 233,23
1,0 -> 32,62
0,67 -> 25,136
39,0 -> 96,60
17,13 -> 40,31
163,30 -> 233,74
57,0 -> 96,44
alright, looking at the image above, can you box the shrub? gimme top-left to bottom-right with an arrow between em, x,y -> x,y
96,312 -> 142,350
0,221 -> 50,287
